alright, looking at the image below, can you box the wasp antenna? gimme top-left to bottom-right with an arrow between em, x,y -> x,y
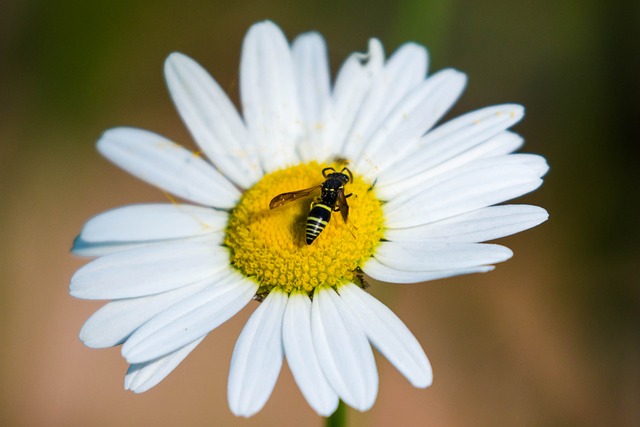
342,167 -> 353,182
322,167 -> 336,177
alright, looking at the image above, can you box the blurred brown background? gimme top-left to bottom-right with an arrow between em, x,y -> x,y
1,0 -> 638,426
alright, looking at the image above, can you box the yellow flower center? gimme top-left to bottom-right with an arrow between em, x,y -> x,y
225,161 -> 384,294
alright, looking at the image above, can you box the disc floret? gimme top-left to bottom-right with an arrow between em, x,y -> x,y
225,162 -> 384,295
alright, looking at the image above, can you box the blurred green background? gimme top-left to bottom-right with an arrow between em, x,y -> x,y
1,0 -> 638,426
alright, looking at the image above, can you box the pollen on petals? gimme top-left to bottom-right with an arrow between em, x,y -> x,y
225,162 -> 384,294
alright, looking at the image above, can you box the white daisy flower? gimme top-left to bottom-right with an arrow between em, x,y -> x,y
70,20 -> 548,417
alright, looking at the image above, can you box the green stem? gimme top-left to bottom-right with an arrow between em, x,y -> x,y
325,400 -> 346,427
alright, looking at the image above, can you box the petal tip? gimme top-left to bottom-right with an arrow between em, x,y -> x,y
247,20 -> 283,38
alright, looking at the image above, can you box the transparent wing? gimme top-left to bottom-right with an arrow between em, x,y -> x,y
336,189 -> 349,222
269,186 -> 321,209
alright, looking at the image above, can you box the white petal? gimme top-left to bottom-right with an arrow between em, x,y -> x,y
72,240 -> 153,257
355,69 -> 467,179
383,160 -> 543,228
71,234 -> 222,258
363,258 -> 495,284
471,130 -> 524,156
323,38 -> 384,159
240,21 -> 303,172
404,153 -> 548,196
164,52 -> 262,188
125,336 -> 204,393
79,279 -> 212,348
384,205 -> 549,243
339,283 -> 432,387
342,43 -> 428,162
123,272 -> 258,363
74,203 -> 227,243
311,286 -> 378,411
378,148 -> 546,203
292,32 -> 332,162
374,241 -> 513,271
423,103 -> 525,147
97,127 -> 239,208
228,289 -> 288,417
282,291 -> 339,416
378,104 -> 524,187
69,240 -> 228,300
511,153 -> 550,177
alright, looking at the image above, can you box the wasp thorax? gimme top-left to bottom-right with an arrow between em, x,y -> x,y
225,162 -> 384,295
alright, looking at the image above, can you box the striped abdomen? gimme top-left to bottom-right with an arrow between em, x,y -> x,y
305,202 -> 333,245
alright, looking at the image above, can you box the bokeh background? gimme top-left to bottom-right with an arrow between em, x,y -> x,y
1,0 -> 638,426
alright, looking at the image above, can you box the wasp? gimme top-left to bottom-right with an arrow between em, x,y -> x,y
269,167 -> 352,245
